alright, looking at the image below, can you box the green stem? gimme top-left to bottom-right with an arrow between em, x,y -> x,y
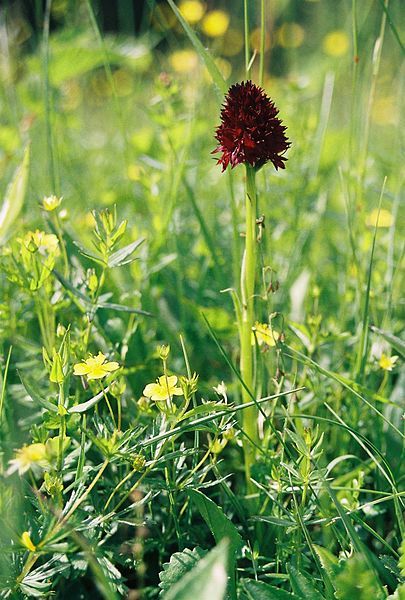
240,165 -> 258,489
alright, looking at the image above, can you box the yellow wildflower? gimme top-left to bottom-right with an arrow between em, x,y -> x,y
179,0 -> 205,24
20,230 -> 59,256
323,30 -> 349,57
252,322 -> 280,347
143,375 -> 183,401
202,10 -> 229,38
366,209 -> 394,228
42,195 -> 62,212
21,531 -> 36,552
169,49 -> 199,74
73,352 -> 120,380
379,354 -> 399,372
7,443 -> 48,475
277,23 -> 305,49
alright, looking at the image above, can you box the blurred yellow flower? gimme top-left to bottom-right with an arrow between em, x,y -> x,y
21,531 -> 36,552
169,49 -> 199,73
20,230 -> 59,256
7,443 -> 48,475
372,97 -> 398,126
179,0 -> 205,24
252,322 -> 280,347
366,208 -> 393,228
42,195 -> 62,212
250,27 -> 271,51
143,375 -> 183,401
222,29 -> 244,56
202,10 -> 229,38
379,354 -> 398,371
323,31 -> 349,57
127,164 -> 143,181
277,23 -> 305,49
204,58 -> 232,81
73,352 -> 120,380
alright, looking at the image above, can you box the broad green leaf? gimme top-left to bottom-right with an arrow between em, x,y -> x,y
188,489 -> 243,599
159,547 -> 207,596
0,145 -> 30,244
312,545 -> 339,582
162,540 -> 228,600
188,489 -> 243,553
286,564 -> 325,600
240,579 -> 302,599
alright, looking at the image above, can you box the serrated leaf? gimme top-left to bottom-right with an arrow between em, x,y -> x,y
0,145 -> 30,244
159,547 -> 207,595
286,564 -> 325,600
240,579 -> 302,600
162,540 -> 228,600
313,545 -> 339,582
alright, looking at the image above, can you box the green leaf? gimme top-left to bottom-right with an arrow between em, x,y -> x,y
370,325 -> 405,358
162,540 -> 228,600
107,238 -> 144,268
240,579 -> 302,599
69,387 -> 108,414
286,564 -> 325,600
159,547 -> 207,596
18,370 -> 58,413
312,545 -> 339,582
188,489 -> 243,600
0,145 -> 30,244
188,489 -> 243,553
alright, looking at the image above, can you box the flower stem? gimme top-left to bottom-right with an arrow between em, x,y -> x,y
240,164 -> 258,489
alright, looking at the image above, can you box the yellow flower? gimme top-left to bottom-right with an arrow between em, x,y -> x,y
20,230 -> 59,256
201,10 -> 229,38
42,195 -> 62,212
379,354 -> 399,372
143,375 -> 183,401
277,23 -> 305,49
21,531 -> 36,552
73,352 -> 120,380
323,30 -> 349,57
179,0 -> 205,24
169,49 -> 199,74
366,209 -> 394,228
252,322 -> 280,347
7,443 -> 48,475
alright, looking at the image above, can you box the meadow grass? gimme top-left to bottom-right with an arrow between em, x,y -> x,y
0,1 -> 403,598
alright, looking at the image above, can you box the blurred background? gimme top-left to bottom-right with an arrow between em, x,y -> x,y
0,0 -> 403,381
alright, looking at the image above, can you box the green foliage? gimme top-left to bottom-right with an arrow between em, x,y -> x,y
0,0 -> 403,598
161,541 -> 228,600
159,546 -> 207,595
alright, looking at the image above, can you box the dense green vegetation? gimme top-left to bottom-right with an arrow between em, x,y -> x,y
0,1 -> 403,598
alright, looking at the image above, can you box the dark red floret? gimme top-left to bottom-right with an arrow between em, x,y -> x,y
213,80 -> 290,172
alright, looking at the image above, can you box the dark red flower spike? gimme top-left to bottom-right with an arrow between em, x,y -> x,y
213,80 -> 290,172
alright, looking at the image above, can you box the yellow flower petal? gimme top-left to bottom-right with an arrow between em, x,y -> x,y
103,361 -> 120,373
21,531 -> 36,552
73,363 -> 90,376
202,10 -> 229,38
86,365 -> 110,380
